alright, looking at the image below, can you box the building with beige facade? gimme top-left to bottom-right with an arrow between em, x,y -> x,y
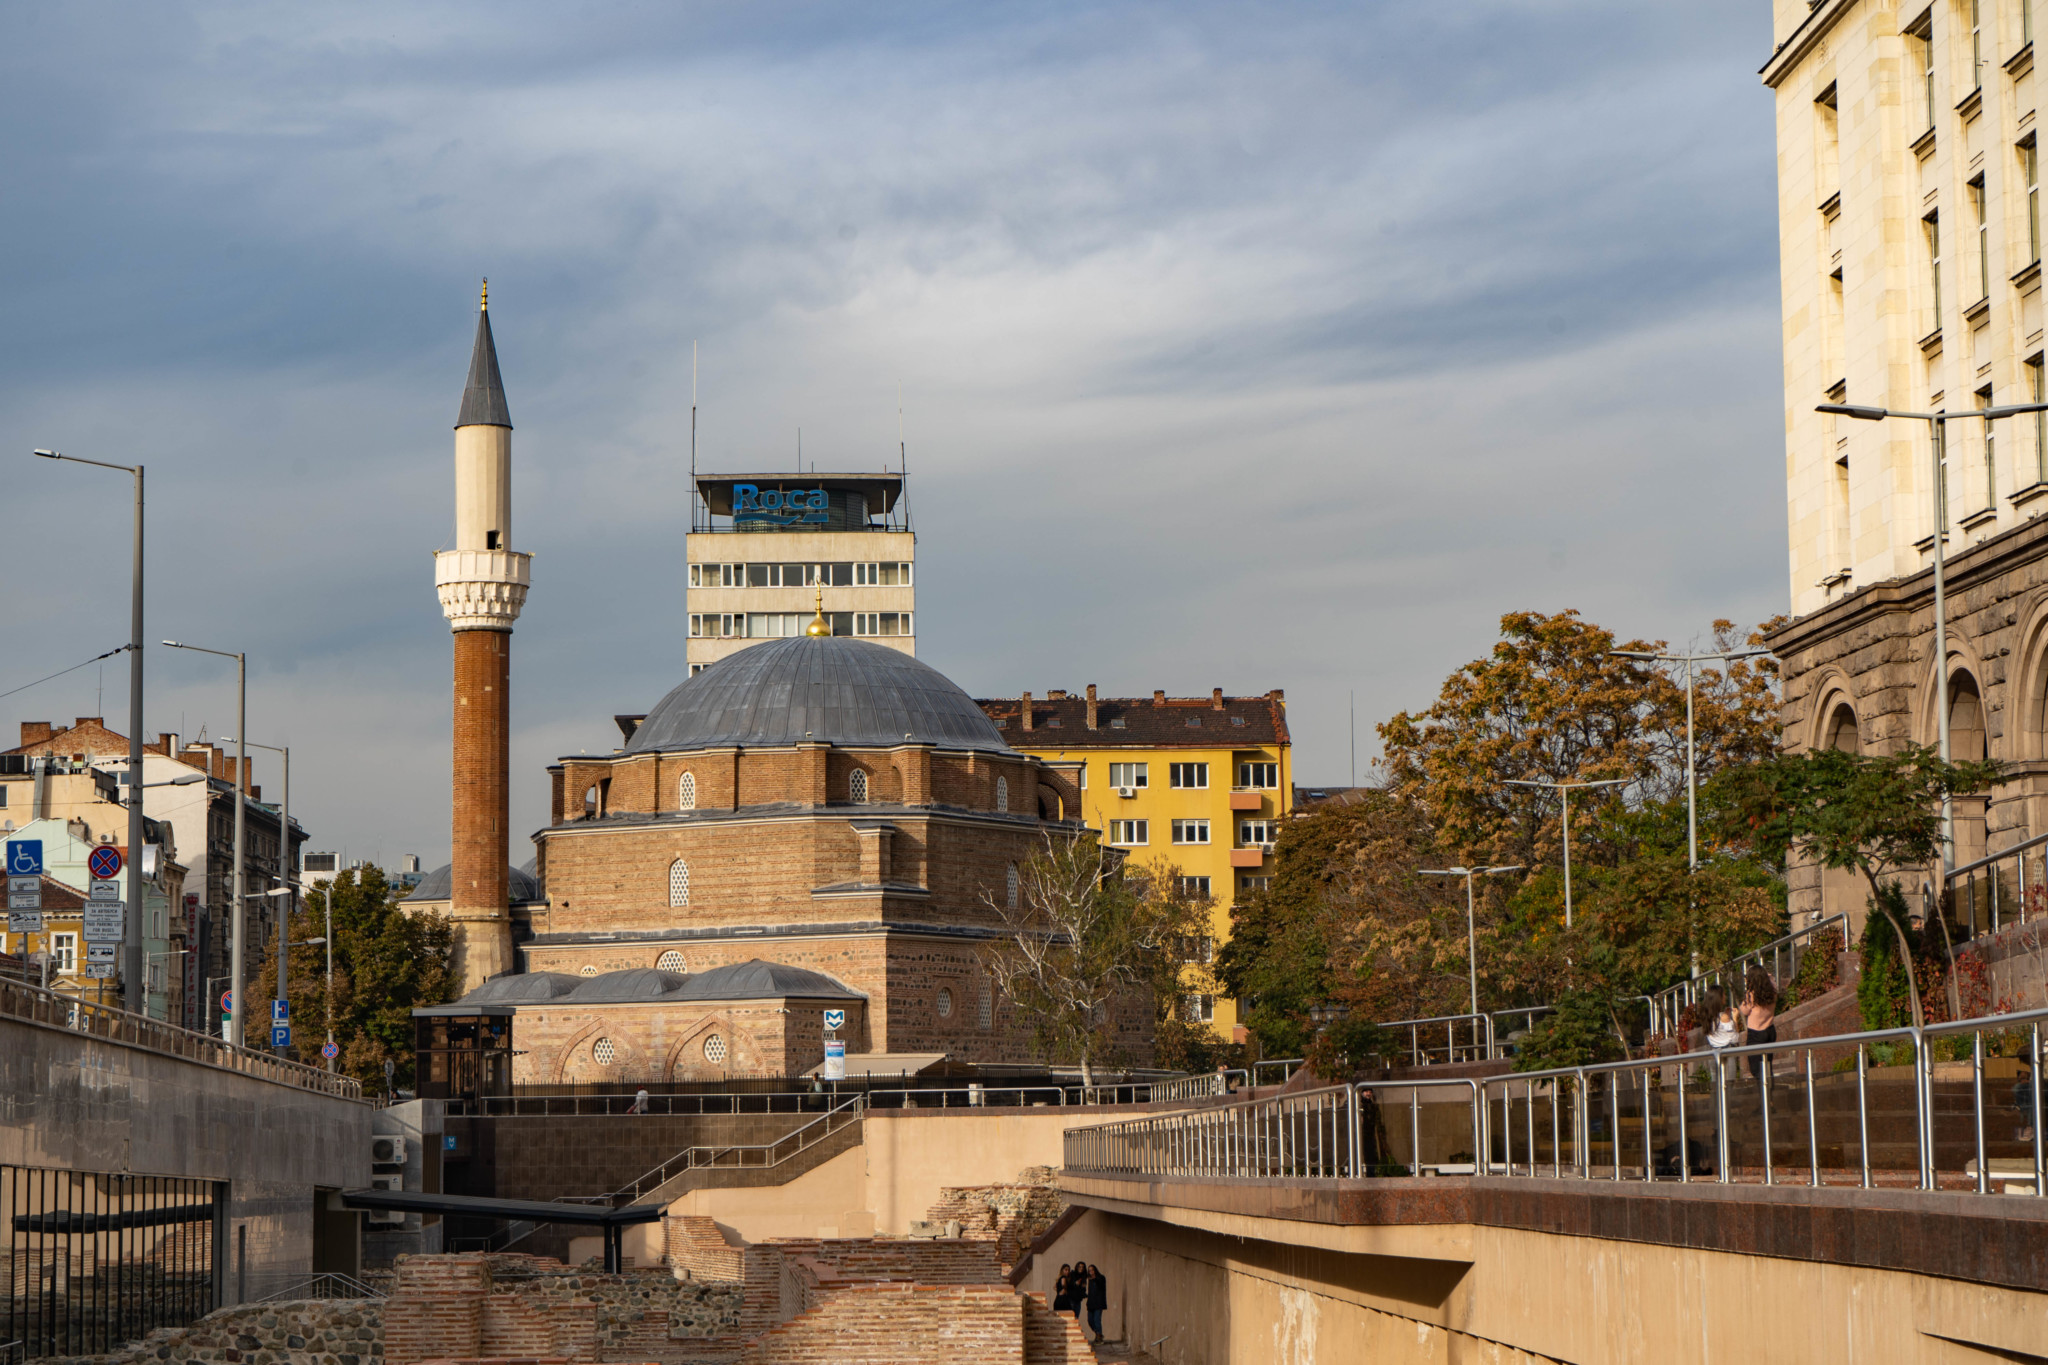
685,473 -> 914,674
1767,0 -> 2048,930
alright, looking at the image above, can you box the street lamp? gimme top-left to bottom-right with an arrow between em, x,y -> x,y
1502,778 -> 1630,928
31,448 -> 146,1014
1610,646 -> 1770,872
224,737 -> 293,1057
165,641 -> 246,1045
1814,399 -> 2048,875
1417,864 -> 1524,1055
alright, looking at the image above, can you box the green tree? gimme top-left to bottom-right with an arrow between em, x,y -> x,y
1713,744 -> 2007,1029
979,834 -> 1199,1083
251,865 -> 458,1091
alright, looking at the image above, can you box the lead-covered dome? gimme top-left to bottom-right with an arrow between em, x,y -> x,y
625,636 -> 1012,755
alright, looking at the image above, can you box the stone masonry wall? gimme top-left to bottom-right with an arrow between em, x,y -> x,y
736,1283 -> 1024,1365
40,1298 -> 383,1365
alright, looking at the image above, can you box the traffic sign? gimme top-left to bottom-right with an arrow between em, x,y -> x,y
321,1040 -> 339,1061
5,841 -> 43,876
85,944 -> 117,964
822,1009 -> 846,1032
270,1026 -> 291,1049
271,999 -> 290,1023
9,911 -> 43,934
89,879 -> 122,903
220,990 -> 233,1012
83,906 -> 124,942
822,1038 -> 846,1082
87,846 -> 123,880
84,963 -> 115,979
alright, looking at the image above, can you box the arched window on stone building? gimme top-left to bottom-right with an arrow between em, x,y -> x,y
583,784 -> 600,818
1006,862 -> 1020,909
678,771 -> 696,810
1825,703 -> 1861,754
850,768 -> 868,804
995,776 -> 1009,813
657,949 -> 685,971
669,858 -> 690,907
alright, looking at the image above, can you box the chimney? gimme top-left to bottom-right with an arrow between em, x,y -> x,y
1021,691 -> 1034,732
1048,689 -> 1067,700
1085,685 -> 1098,731
1269,688 -> 1285,703
20,722 -> 52,747
1153,690 -> 1166,706
1212,688 -> 1225,710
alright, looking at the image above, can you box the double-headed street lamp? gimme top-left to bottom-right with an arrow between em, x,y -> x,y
224,737 -> 293,1056
1610,646 -> 1770,872
31,448 -> 146,1014
1816,399 -> 2048,874
1502,777 -> 1629,928
163,640 -> 247,1046
1417,864 -> 1524,1054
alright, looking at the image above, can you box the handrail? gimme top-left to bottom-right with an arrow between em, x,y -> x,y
253,1271 -> 387,1303
1944,828 -> 2048,881
606,1095 -> 865,1204
1251,1059 -> 1304,1085
1943,831 -> 2048,938
0,973 -> 363,1100
1647,914 -> 1849,1037
1378,1012 -> 1495,1065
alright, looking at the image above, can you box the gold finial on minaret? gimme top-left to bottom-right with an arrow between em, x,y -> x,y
806,585 -> 832,636
480,277 -> 488,311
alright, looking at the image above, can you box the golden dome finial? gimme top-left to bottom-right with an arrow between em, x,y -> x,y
480,277 -> 489,311
805,584 -> 831,637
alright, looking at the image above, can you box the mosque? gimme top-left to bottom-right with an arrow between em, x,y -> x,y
409,291 -> 1143,1086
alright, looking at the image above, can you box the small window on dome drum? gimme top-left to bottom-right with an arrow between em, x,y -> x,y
678,771 -> 696,810
995,776 -> 1008,813
1006,863 -> 1019,909
669,859 -> 690,907
850,768 -> 869,804
657,950 -> 685,971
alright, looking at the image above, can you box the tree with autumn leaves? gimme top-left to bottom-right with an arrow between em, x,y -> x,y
1221,609 -> 1789,1067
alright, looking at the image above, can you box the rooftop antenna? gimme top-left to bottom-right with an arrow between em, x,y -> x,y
797,427 -> 802,474
897,382 -> 911,529
1349,690 -> 1356,787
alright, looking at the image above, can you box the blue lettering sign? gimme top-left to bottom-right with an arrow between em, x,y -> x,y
732,484 -> 832,528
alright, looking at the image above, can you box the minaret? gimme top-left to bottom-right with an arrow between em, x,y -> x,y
434,281 -> 529,991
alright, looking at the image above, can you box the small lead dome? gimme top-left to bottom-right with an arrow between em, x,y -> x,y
624,636 -> 1012,755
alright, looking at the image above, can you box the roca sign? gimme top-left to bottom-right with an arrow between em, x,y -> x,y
734,484 -> 830,527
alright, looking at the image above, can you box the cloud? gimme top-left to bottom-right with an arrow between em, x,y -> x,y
0,1 -> 1786,863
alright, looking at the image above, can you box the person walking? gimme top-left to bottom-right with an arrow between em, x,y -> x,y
628,1087 -> 650,1115
1085,1263 -> 1107,1343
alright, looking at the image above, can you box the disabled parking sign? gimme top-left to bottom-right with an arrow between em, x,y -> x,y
6,841 -> 43,876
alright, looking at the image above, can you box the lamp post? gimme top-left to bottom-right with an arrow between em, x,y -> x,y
225,738 -> 292,1055
1816,399 -> 2048,877
164,641 -> 246,1046
1502,778 -> 1630,928
31,448 -> 145,1014
1417,864 -> 1524,1056
1610,646 -> 1771,873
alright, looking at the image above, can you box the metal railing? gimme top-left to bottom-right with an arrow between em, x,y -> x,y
1379,1013 -> 1495,1065
1647,914 -> 1849,1038
447,1076 -> 1249,1116
1067,1005 -> 2048,1197
252,1272 -> 386,1303
0,975 -> 362,1101
601,1095 -> 866,1205
1251,1059 -> 1304,1086
1944,829 -> 2048,939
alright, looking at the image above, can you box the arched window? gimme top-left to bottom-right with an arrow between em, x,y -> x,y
579,965 -> 598,976
850,768 -> 869,804
1824,703 -> 1860,754
936,987 -> 954,1018
703,1034 -> 727,1064
669,859 -> 690,907
656,950 -> 685,971
995,776 -> 1009,812
1006,863 -> 1020,909
678,771 -> 696,810
583,785 -> 600,818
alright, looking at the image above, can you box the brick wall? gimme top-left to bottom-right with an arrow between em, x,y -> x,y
737,1283 -> 1023,1365
451,627 -> 513,988
920,1182 -> 1067,1270
1021,1293 -> 1095,1365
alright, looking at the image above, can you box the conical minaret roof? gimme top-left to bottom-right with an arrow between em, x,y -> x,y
455,281 -> 512,429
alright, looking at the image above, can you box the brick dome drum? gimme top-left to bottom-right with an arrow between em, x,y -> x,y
624,635 -> 1012,756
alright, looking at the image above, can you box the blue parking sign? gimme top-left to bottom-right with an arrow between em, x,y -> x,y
271,999 -> 290,1023
270,1025 -> 291,1049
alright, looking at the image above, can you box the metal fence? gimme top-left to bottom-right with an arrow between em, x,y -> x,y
1647,914 -> 1849,1038
1065,1004 -> 2048,1197
1944,830 -> 2048,940
2,1166 -> 222,1359
447,1076 -> 1234,1117
0,976 -> 361,1102
1378,1013 -> 1496,1065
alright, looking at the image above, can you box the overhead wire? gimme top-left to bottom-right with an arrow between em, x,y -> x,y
0,645 -> 132,701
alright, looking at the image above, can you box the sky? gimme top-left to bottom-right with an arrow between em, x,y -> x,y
0,2 -> 1786,873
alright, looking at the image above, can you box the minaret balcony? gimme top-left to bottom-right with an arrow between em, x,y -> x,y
436,548 -> 532,630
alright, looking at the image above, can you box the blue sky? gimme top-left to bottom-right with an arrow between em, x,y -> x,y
1,3 -> 1785,869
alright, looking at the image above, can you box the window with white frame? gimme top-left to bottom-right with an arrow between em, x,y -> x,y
2032,355 -> 2047,484
678,771 -> 696,810
850,768 -> 868,804
1240,875 -> 1272,892
1184,993 -> 1215,1023
1237,761 -> 1278,789
1980,385 -> 1997,508
1108,762 -> 1148,789
2026,138 -> 2042,266
746,612 -> 806,638
852,612 -> 912,637
1239,819 -> 1280,846
1107,820 -> 1148,846
1178,876 -> 1211,901
1170,819 -> 1210,845
1926,210 -> 1943,330
669,859 -> 690,907
51,933 -> 76,975
995,776 -> 1008,812
853,562 -> 913,586
1971,175 -> 1989,303
1168,762 -> 1208,789
1971,0 -> 1984,91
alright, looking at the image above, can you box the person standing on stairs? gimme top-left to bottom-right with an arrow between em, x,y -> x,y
1085,1263 -> 1108,1342
1742,967 -> 1779,1083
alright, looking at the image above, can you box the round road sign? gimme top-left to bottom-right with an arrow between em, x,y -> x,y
87,846 -> 123,880
220,990 -> 233,1012
321,1041 -> 339,1060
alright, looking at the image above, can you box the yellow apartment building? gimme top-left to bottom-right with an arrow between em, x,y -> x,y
975,686 -> 1291,1041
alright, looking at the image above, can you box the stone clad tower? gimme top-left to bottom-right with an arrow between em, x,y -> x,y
434,282 -> 529,990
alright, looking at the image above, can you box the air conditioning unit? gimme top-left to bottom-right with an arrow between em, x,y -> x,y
365,1208 -> 405,1226
1117,786 -> 1137,799
370,1174 -> 404,1192
1258,842 -> 1276,855
370,1135 -> 407,1166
